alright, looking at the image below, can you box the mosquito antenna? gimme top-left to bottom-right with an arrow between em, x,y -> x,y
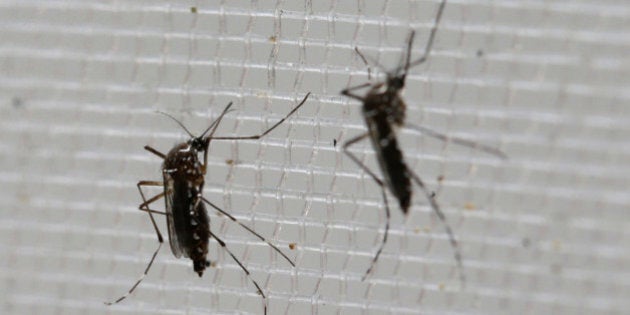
156,111 -> 195,138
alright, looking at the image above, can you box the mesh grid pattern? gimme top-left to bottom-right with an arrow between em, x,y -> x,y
1,1 -> 629,314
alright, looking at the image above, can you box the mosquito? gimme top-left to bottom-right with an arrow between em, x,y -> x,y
341,0 -> 506,282
106,93 -> 311,315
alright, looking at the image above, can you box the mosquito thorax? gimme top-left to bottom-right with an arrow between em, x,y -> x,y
160,142 -> 203,179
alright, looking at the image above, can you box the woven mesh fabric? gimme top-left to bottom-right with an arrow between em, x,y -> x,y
1,1 -> 628,314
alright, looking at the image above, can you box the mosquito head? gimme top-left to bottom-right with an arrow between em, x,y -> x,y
387,74 -> 406,92
187,136 -> 208,153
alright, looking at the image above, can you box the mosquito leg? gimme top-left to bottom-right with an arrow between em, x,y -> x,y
354,47 -> 373,80
104,180 -> 166,305
104,242 -> 162,305
144,146 -> 166,159
341,82 -> 371,101
138,207 -> 167,216
405,123 -> 507,159
354,46 -> 388,79
342,47 -> 389,101
209,231 -> 267,315
201,102 -> 234,140
138,190 -> 165,213
343,133 -> 386,184
136,180 -> 166,243
208,92 -> 311,141
361,188 -> 391,281
407,170 -> 466,286
343,133 -> 392,280
201,196 -> 295,267
137,190 -> 167,216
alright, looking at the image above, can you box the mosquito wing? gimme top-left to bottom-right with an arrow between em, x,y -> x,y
163,173 -> 185,258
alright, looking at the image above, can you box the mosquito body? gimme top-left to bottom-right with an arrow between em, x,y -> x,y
361,77 -> 411,212
106,93 -> 311,315
161,140 -> 212,276
341,0 -> 506,282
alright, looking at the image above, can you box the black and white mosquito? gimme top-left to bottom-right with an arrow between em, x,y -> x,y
341,0 -> 506,282
106,93 -> 311,315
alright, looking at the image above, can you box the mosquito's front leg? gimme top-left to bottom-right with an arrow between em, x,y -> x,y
208,92 -> 311,141
405,0 -> 447,70
200,102 -> 234,173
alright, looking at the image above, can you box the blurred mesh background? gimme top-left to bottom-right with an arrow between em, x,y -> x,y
1,0 -> 629,314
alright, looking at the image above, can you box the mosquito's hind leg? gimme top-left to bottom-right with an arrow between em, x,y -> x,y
201,196 -> 295,267
343,133 -> 392,280
209,231 -> 268,315
407,170 -> 465,286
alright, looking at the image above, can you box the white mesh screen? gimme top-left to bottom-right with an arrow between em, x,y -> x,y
1,0 -> 629,314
